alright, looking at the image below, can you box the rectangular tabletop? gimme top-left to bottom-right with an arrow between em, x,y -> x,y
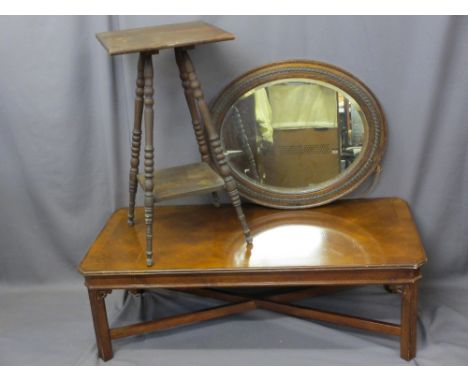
96,21 -> 235,55
79,198 -> 426,277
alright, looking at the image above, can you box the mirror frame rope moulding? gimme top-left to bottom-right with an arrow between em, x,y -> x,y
210,60 -> 387,209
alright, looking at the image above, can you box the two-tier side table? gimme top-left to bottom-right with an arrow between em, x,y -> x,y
96,21 -> 252,267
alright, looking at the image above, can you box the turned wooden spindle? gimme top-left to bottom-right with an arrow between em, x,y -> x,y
175,48 -> 221,207
175,48 -> 252,243
232,106 -> 260,181
128,54 -> 145,226
143,54 -> 155,266
175,49 -> 210,163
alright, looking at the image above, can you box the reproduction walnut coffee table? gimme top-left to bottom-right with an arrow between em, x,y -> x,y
79,198 -> 426,362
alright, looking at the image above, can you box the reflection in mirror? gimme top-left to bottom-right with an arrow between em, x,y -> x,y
220,79 -> 367,189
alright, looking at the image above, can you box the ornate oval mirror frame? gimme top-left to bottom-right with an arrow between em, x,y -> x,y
210,60 -> 386,208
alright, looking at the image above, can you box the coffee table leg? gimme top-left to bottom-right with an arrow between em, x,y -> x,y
400,281 -> 419,360
88,289 -> 113,361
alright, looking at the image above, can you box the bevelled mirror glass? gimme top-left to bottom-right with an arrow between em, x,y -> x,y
210,61 -> 386,208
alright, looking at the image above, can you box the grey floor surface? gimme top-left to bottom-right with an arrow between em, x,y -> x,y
1,276 -> 467,365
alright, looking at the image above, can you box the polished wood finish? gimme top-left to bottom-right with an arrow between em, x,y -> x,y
85,269 -> 421,290
137,162 -> 224,202
210,60 -> 387,209
266,286 -> 349,301
400,280 -> 419,360
87,289 -> 113,361
110,301 -> 256,340
176,286 -> 347,303
177,288 -> 400,335
255,299 -> 401,336
80,198 -> 426,361
175,287 -> 388,333
96,21 -> 235,56
109,287 -> 401,342
80,198 -> 425,275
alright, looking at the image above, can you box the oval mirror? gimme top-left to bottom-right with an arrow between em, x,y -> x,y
210,61 -> 386,208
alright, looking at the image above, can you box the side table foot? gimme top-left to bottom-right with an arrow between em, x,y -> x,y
88,289 -> 114,361
400,281 -> 419,360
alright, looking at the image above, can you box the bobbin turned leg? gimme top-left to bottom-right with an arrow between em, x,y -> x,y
143,54 -> 155,266
175,48 -> 252,243
174,49 -> 220,207
128,54 -> 144,226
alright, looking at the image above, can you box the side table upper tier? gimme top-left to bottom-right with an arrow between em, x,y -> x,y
96,21 -> 235,55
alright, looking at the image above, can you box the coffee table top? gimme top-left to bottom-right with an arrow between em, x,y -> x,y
79,198 -> 426,276
96,21 -> 235,55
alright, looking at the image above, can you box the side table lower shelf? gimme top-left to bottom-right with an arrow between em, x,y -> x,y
137,162 -> 224,202
79,198 -> 426,362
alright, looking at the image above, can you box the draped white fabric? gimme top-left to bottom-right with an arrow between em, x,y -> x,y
0,15 -> 467,365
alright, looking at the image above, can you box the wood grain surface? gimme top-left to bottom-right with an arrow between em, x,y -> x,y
79,198 -> 426,276
96,21 -> 235,55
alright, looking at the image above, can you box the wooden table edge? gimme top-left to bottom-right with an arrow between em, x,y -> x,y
95,30 -> 235,56
82,268 -> 423,290
78,260 -> 426,278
